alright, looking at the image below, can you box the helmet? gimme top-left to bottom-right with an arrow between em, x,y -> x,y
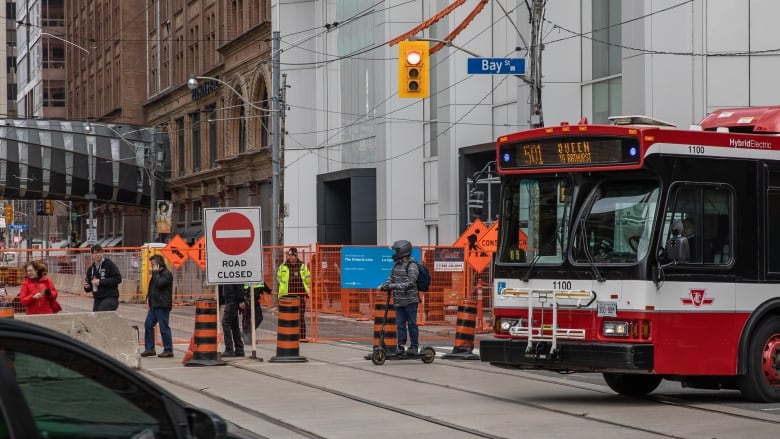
390,240 -> 412,261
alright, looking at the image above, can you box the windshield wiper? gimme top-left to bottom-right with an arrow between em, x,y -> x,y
523,225 -> 563,282
579,218 -> 606,282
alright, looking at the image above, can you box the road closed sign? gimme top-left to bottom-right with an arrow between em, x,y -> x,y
204,207 -> 263,283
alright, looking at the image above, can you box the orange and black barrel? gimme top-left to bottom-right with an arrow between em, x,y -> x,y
442,298 -> 480,360
270,296 -> 308,363
365,293 -> 398,359
0,306 -> 13,319
185,299 -> 226,367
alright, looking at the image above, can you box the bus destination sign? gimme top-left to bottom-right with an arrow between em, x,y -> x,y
499,136 -> 641,170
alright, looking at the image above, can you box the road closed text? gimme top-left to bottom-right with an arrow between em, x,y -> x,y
216,259 -> 253,279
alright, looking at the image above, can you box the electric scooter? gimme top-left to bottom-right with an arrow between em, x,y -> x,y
371,289 -> 435,366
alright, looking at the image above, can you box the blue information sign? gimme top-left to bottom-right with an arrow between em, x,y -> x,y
8,224 -> 27,230
467,58 -> 526,75
341,246 -> 422,289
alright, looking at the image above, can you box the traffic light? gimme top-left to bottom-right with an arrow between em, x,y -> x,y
36,200 -> 45,215
398,40 -> 429,98
4,204 -> 12,225
45,200 -> 53,215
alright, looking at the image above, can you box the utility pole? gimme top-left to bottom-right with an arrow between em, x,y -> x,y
529,0 -> 545,128
271,3 -> 281,250
149,130 -> 158,242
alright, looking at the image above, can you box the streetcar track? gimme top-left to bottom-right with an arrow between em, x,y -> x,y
146,341 -> 778,438
143,368 -> 326,439
329,341 -> 780,425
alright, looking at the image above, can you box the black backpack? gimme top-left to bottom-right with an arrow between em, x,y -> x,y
405,260 -> 431,292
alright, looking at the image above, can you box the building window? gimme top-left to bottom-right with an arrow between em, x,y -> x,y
207,104 -> 217,167
43,80 -> 65,107
192,200 -> 202,222
191,112 -> 201,172
261,89 -> 270,148
176,118 -> 185,176
175,202 -> 186,227
238,106 -> 246,153
591,0 -> 621,123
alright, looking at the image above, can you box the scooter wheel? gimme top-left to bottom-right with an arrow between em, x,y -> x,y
372,349 -> 387,365
421,347 -> 435,364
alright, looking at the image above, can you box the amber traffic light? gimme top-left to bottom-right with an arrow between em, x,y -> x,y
398,40 -> 429,98
45,199 -> 53,215
4,204 -> 12,225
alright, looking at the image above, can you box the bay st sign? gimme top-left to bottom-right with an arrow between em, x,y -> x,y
467,57 -> 526,75
204,207 -> 263,283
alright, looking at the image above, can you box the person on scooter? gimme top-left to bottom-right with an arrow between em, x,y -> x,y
379,240 -> 420,355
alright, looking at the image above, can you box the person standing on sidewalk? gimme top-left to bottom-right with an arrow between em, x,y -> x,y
83,244 -> 122,311
379,240 -> 421,355
141,255 -> 174,358
277,248 -> 311,341
219,283 -> 245,357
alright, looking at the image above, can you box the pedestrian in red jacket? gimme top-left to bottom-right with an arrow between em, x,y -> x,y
19,261 -> 59,315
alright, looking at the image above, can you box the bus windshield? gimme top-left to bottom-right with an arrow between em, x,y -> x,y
572,180 -> 660,264
498,177 -> 572,264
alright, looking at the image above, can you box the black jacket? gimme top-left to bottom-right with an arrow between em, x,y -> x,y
219,284 -> 245,305
147,266 -> 173,308
84,258 -> 123,300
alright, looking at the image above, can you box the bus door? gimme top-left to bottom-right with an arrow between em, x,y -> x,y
654,183 -> 737,375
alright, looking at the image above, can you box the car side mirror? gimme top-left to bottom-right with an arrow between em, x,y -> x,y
187,407 -> 228,438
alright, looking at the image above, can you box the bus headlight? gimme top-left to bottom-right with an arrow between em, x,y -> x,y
602,321 -> 629,337
499,319 -> 519,331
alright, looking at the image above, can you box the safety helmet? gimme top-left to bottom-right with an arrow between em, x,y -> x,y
390,240 -> 412,261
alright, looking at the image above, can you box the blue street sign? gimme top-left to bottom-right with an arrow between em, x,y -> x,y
8,224 -> 27,230
467,57 -> 526,75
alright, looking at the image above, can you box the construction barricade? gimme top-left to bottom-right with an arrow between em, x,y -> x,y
442,298 -> 480,360
0,306 -> 13,319
270,296 -> 308,363
365,292 -> 397,359
185,299 -> 226,366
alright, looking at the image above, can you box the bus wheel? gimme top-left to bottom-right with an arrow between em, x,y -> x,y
603,373 -> 662,396
737,318 -> 780,402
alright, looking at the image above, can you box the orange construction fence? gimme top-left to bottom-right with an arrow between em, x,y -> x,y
4,244 -> 494,342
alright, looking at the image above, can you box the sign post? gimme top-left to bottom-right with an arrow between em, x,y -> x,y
204,207 -> 263,284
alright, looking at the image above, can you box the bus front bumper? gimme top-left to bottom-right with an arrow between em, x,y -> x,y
479,338 -> 654,372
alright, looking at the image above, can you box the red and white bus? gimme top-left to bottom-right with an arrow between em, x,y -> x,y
480,106 -> 780,402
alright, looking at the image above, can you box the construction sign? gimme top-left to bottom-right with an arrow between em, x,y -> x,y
160,235 -> 191,269
189,236 -> 206,269
453,219 -> 498,273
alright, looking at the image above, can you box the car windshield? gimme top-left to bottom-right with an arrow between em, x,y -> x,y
572,180 -> 660,264
498,177 -> 573,264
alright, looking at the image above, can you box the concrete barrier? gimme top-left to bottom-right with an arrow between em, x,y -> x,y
17,311 -> 141,369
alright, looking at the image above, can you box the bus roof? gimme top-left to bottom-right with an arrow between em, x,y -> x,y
698,106 -> 780,133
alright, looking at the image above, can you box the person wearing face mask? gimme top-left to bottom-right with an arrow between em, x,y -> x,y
83,244 -> 122,311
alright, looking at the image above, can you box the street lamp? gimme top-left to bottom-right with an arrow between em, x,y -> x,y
16,21 -> 91,55
187,74 -> 280,248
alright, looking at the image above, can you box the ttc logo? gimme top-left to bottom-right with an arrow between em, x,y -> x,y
681,289 -> 715,307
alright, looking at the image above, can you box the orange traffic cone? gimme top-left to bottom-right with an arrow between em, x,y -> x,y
181,336 -> 195,364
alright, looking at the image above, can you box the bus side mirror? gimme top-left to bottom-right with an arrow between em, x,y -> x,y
665,222 -> 689,262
